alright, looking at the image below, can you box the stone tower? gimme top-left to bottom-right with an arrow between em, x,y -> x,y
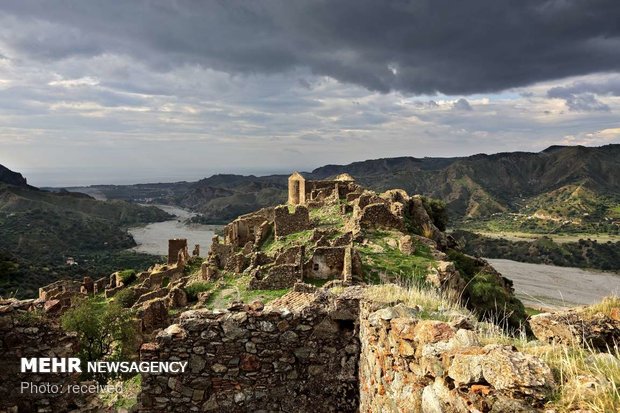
288,172 -> 306,205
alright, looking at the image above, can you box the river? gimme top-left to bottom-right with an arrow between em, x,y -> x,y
127,205 -> 222,257
487,258 -> 620,309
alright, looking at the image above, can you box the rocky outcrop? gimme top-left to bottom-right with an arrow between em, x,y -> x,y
426,261 -> 466,295
530,305 -> 620,351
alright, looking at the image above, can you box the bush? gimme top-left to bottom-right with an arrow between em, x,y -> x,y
61,298 -> 135,381
114,288 -> 137,308
117,269 -> 137,285
421,196 -> 448,231
184,282 -> 211,302
447,249 -> 528,333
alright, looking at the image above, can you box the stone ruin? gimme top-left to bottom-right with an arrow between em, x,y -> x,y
168,238 -> 190,265
23,238 -> 202,338
288,171 -> 358,207
137,286 -> 558,412
201,173 -> 449,292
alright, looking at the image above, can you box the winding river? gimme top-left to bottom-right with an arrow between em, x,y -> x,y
127,205 -> 222,257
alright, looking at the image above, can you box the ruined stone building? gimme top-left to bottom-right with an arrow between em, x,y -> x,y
202,172 -> 447,292
287,171 -> 358,206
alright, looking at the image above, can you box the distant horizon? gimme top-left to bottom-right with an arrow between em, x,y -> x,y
2,2 -> 619,190
5,142 -> 615,188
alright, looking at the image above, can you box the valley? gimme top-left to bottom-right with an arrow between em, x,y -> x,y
127,205 -> 221,256
65,145 -> 620,273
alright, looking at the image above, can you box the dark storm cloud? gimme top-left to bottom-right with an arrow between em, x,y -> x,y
1,0 -> 619,95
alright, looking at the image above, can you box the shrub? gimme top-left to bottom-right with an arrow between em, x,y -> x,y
117,269 -> 137,285
184,282 -> 211,302
114,288 -> 137,308
61,298 -> 135,381
421,196 -> 448,231
447,249 -> 528,333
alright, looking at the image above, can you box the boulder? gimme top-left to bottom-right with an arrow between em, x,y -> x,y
398,235 -> 416,255
167,287 -> 188,308
138,298 -> 169,333
530,307 -> 620,351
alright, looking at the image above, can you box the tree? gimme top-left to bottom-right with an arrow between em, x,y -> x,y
61,298 -> 136,380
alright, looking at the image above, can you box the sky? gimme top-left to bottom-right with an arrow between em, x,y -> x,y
0,1 -> 619,187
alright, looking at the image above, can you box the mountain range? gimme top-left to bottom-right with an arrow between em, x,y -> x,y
71,144 -> 620,226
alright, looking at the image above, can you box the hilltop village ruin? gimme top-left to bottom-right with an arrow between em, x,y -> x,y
202,172 -> 448,290
1,173 -> 619,412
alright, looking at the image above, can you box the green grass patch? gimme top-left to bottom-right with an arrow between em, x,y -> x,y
358,230 -> 434,285
261,229 -> 314,255
184,281 -> 213,302
201,273 -> 289,309
309,204 -> 346,229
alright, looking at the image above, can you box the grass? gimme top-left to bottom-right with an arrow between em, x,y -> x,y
532,344 -> 620,412
184,281 -> 212,302
365,283 -> 468,322
192,273 -> 289,309
584,296 -> 620,318
97,374 -> 141,410
357,229 -> 435,285
309,203 -> 346,229
117,269 -> 137,285
261,229 -> 314,255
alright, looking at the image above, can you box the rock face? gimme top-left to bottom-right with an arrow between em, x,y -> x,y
0,164 -> 29,187
358,302 -> 555,413
138,289 -> 362,413
530,306 -> 620,351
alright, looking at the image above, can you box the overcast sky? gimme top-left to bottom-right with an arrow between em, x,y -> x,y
1,1 -> 619,186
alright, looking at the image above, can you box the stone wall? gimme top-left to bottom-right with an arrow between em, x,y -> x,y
358,301 -> 555,413
274,205 -> 310,238
357,202 -> 404,232
138,291 -> 360,412
0,301 -> 81,413
168,239 -> 188,265
224,208 -> 274,248
248,264 -> 302,290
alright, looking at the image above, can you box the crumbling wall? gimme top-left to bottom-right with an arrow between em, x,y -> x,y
248,264 -> 302,290
357,202 -> 404,232
274,205 -> 310,238
358,301 -> 556,413
0,301 -> 81,413
304,246 -> 347,280
168,239 -> 188,265
38,279 -> 81,300
224,208 -> 274,247
138,291 -> 360,413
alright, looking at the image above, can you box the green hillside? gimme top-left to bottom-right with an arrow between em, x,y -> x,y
0,173 -> 172,298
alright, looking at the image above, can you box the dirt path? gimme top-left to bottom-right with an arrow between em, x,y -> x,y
486,258 -> 620,309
